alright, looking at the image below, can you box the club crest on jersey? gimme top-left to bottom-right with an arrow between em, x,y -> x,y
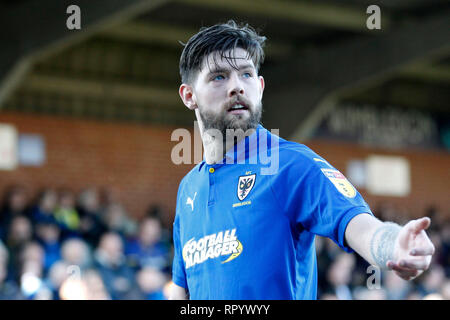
237,174 -> 256,201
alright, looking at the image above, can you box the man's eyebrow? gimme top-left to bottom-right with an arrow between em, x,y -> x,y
207,64 -> 255,75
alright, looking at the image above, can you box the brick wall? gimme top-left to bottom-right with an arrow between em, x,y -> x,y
1,111 -> 449,226
0,112 -> 195,227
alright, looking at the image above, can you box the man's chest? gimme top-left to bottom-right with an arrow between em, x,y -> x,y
180,167 -> 275,228
177,167 -> 294,271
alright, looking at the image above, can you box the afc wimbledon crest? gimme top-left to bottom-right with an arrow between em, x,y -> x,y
237,174 -> 256,201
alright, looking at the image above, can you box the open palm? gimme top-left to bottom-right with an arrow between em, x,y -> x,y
387,217 -> 435,280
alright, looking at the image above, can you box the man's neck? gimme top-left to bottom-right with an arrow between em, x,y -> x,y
202,131 -> 240,164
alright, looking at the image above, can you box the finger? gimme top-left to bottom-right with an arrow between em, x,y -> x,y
398,259 -> 430,271
387,262 -> 419,279
387,261 -> 419,274
410,246 -> 435,256
409,217 -> 431,235
395,270 -> 420,281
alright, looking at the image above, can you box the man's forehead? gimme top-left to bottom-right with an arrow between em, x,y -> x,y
200,48 -> 256,72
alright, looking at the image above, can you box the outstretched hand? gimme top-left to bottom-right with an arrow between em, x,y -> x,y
387,217 -> 435,280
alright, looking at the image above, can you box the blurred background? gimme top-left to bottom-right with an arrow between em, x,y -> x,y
0,0 -> 449,300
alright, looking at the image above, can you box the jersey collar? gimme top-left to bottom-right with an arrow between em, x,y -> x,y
197,124 -> 265,171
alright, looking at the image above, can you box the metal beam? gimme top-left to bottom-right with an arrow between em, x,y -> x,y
261,9 -> 450,140
399,63 -> 450,84
20,74 -> 180,106
0,0 -> 167,108
100,21 -> 192,46
100,21 -> 295,58
339,80 -> 450,113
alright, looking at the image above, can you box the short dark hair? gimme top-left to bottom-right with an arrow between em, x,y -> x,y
179,20 -> 266,84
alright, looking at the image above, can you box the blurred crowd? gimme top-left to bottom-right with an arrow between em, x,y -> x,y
316,204 -> 450,300
0,185 -> 448,300
0,185 -> 173,300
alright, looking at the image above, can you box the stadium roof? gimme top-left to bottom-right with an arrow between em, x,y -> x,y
1,0 -> 449,140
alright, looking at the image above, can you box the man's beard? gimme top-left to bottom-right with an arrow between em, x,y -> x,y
198,98 -> 262,160
198,101 -> 262,137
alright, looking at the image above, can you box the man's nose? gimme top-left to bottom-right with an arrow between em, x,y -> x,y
228,74 -> 244,97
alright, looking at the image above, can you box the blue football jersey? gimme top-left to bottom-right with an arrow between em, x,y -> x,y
172,125 -> 372,299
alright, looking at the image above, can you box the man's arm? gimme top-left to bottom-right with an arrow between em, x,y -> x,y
168,282 -> 189,300
345,213 -> 435,280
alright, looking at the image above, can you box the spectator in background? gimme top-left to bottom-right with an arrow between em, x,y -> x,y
82,269 -> 111,300
30,189 -> 58,226
425,206 -> 444,234
441,223 -> 450,276
77,188 -> 107,247
54,189 -> 80,239
125,216 -> 171,273
416,264 -> 446,297
440,280 -> 450,300
383,268 -> 412,300
94,232 -> 138,300
6,216 -> 33,248
315,236 -> 330,297
19,242 -> 45,273
101,203 -> 137,240
60,238 -> 92,271
146,205 -> 171,239
57,268 -> 112,300
18,241 -> 50,299
135,267 -> 167,300
0,240 -> 23,299
428,229 -> 443,267
317,237 -> 345,298
325,253 -> 356,300
0,185 -> 30,241
0,241 -> 7,267
98,187 -> 120,213
5,216 -> 33,282
34,220 -> 62,274
0,184 -> 447,300
45,261 -> 70,300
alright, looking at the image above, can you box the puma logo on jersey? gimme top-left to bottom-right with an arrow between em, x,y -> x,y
186,192 -> 197,211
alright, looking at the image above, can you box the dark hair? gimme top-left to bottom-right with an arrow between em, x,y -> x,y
179,20 -> 266,84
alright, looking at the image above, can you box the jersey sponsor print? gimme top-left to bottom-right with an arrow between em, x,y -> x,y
182,228 -> 243,269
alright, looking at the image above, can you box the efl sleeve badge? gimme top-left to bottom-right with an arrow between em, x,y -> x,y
320,168 -> 356,198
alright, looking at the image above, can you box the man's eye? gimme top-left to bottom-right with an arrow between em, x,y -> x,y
242,72 -> 252,78
213,75 -> 225,81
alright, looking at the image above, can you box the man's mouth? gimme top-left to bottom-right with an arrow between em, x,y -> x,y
227,103 -> 249,114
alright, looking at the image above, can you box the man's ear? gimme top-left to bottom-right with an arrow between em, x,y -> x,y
179,84 -> 197,110
258,76 -> 265,99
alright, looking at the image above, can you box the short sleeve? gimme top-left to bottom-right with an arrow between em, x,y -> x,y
271,147 -> 373,252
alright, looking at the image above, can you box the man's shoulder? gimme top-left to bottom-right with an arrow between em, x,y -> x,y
277,139 -> 325,166
177,162 -> 204,191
